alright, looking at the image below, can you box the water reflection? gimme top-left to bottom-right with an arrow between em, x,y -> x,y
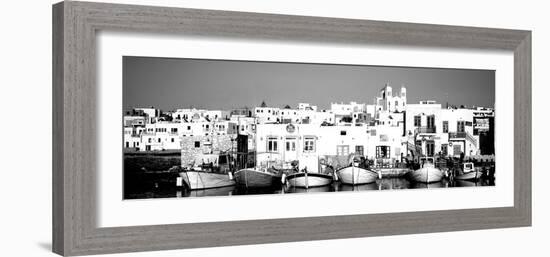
124,177 -> 496,199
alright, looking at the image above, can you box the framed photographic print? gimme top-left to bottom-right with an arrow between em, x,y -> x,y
52,1 -> 531,256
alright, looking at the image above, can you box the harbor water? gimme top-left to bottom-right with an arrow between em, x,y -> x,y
124,176 -> 495,199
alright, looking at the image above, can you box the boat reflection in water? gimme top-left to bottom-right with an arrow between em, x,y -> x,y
376,178 -> 412,190
284,184 -> 334,193
128,177 -> 494,199
179,186 -> 237,197
410,180 -> 449,189
336,183 -> 379,192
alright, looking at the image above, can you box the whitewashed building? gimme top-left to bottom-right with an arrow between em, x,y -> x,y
253,106 -> 280,123
255,122 -> 408,172
375,84 -> 407,113
129,120 -> 237,151
172,108 -> 230,122
405,101 -> 479,158
132,107 -> 160,124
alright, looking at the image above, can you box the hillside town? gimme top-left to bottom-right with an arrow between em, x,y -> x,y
123,84 -> 494,174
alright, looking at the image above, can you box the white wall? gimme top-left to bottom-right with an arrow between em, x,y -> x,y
0,0 -> 547,257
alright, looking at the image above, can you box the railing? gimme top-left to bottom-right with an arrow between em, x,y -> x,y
449,132 -> 466,139
416,126 -> 436,133
449,132 -> 477,147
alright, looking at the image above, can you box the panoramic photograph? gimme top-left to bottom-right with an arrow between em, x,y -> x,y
122,57 -> 496,199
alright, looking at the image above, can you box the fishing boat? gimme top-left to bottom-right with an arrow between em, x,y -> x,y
234,168 -> 282,188
285,170 -> 333,189
179,166 -> 235,190
455,162 -> 483,181
409,157 -> 444,183
335,156 -> 380,185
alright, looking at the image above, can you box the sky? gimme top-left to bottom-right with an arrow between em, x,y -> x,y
123,56 -> 495,111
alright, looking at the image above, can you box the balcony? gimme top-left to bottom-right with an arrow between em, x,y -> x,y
416,126 -> 436,134
449,132 -> 466,139
449,132 -> 477,147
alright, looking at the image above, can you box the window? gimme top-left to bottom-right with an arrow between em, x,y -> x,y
336,145 -> 349,156
457,121 -> 466,133
171,128 -> 178,133
157,138 -> 161,143
285,140 -> 296,151
414,115 -> 421,127
427,115 -> 435,129
187,126 -> 191,130
125,142 -> 129,148
304,137 -> 316,152
340,130 -> 347,136
267,137 -> 278,152
355,145 -> 364,156
443,121 -> 449,133
148,138 -> 152,143
376,146 -> 391,158
194,141 -> 200,148
171,138 -> 175,143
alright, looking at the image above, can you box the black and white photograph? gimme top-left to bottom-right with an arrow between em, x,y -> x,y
122,57 -> 496,199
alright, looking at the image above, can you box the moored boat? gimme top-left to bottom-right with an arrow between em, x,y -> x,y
234,168 -> 282,188
179,170 -> 235,190
455,162 -> 483,181
285,172 -> 333,189
409,157 -> 444,183
336,166 -> 380,185
335,155 -> 380,185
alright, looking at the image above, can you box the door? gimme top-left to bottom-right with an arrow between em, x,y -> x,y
457,121 -> 466,133
284,138 -> 298,162
426,141 -> 435,156
453,144 -> 462,156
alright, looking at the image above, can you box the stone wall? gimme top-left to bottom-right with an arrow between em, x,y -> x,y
180,135 -> 236,167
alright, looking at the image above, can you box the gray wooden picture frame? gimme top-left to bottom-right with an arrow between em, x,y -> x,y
52,1 -> 531,256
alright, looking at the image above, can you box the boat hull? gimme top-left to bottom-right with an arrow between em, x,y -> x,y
336,166 -> 379,185
286,172 -> 333,188
179,171 -> 235,190
455,171 -> 483,181
234,169 -> 282,188
409,167 -> 444,183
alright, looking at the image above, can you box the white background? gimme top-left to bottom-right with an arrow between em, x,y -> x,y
0,0 -> 547,256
